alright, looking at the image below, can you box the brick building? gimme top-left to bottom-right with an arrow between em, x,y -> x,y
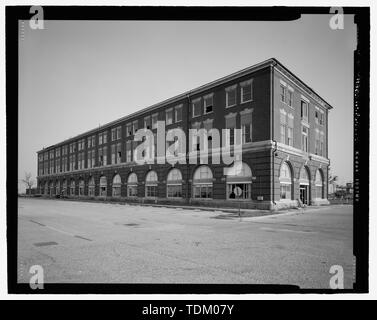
36,58 -> 331,210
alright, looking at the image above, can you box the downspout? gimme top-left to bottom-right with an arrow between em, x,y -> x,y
270,62 -> 277,209
186,92 -> 191,204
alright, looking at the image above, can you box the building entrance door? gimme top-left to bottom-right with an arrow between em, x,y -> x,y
300,185 -> 309,205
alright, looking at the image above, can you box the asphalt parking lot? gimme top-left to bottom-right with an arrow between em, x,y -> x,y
17,198 -> 354,289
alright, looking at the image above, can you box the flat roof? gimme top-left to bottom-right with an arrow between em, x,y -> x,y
38,58 -> 334,153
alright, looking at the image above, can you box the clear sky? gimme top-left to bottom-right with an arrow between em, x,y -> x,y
18,15 -> 356,192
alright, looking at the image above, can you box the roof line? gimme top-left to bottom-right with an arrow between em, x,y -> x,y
38,57 -> 333,153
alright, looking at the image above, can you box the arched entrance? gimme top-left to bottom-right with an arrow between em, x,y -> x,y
299,166 -> 310,205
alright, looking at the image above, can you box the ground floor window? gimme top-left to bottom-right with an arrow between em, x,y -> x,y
146,185 -> 157,198
99,176 -> 107,197
88,186 -> 95,196
227,183 -> 251,199
112,174 -> 122,197
113,186 -> 121,197
167,185 -> 182,198
280,183 -> 291,200
127,185 -> 137,197
316,186 -> 323,199
79,181 -> 84,196
193,185 -> 212,199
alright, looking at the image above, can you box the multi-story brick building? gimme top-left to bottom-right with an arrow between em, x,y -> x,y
36,58 -> 331,210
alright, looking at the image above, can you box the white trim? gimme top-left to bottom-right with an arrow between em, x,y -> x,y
279,79 -> 287,86
301,95 -> 310,103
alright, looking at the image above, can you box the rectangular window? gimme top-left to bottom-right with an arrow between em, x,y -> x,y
280,112 -> 286,144
315,110 -> 319,125
241,111 -> 252,144
226,87 -> 237,107
144,116 -> 151,129
126,123 -> 132,136
227,183 -> 251,199
117,142 -> 122,163
166,108 -> 173,125
204,95 -> 213,114
111,128 -> 116,141
320,133 -> 324,156
167,185 -> 182,198
192,99 -> 201,117
320,112 -> 324,126
302,126 -> 308,152
99,134 -> 103,145
280,184 -> 291,200
225,115 -> 236,146
132,120 -> 138,135
152,113 -> 158,129
301,100 -> 308,121
287,90 -> 293,107
87,150 -> 92,168
126,140 -> 132,163
241,81 -> 252,103
280,85 -> 286,103
111,144 -> 116,164
287,115 -> 294,146
116,126 -> 121,140
175,105 -> 182,122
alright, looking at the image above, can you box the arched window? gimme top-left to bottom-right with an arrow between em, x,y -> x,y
79,179 -> 85,196
88,176 -> 95,197
49,181 -> 54,196
145,171 -> 158,198
167,168 -> 182,198
127,172 -> 138,197
62,180 -> 67,196
299,167 -> 310,185
279,162 -> 292,200
226,162 -> 252,200
70,179 -> 76,196
315,169 -> 324,199
112,174 -> 122,197
99,176 -> 107,197
55,180 -> 60,195
193,165 -> 213,199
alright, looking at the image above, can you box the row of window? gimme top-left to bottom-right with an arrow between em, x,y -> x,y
279,162 -> 325,200
280,82 -> 325,127
39,164 -> 252,200
280,109 -> 325,156
39,162 -> 325,200
192,79 -> 253,118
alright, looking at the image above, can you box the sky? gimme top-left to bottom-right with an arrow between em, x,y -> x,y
18,15 -> 356,192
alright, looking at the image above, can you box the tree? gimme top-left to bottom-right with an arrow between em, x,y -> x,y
22,172 -> 35,195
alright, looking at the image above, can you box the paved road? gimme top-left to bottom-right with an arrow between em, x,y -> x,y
18,198 -> 354,288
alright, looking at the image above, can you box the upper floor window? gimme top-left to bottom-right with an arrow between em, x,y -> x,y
302,126 -> 309,152
144,116 -> 151,129
99,131 -> 107,145
226,85 -> 237,108
320,112 -> 324,126
192,98 -> 201,117
287,90 -> 293,107
55,148 -> 60,158
203,94 -> 213,114
240,80 -> 253,103
166,108 -> 173,125
301,100 -> 309,121
132,120 -> 138,135
152,113 -> 158,129
301,100 -> 309,122
175,105 -> 182,122
111,126 -> 122,141
69,143 -> 76,153
280,85 -> 286,103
